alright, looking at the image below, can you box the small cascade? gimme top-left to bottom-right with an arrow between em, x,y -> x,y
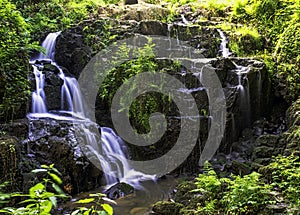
38,31 -> 61,60
235,65 -> 251,127
29,32 -> 156,189
31,65 -> 47,113
217,29 -> 231,58
181,14 -> 189,25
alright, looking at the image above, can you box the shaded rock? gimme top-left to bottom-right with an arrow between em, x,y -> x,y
139,20 -> 168,36
55,27 -> 92,79
152,201 -> 184,215
255,134 -> 279,147
231,160 -> 251,175
104,182 -> 134,200
23,118 -> 104,194
124,0 -> 138,4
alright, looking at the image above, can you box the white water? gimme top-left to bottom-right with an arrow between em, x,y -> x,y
31,65 -> 47,113
30,32 -> 156,189
38,31 -> 61,60
217,29 -> 231,58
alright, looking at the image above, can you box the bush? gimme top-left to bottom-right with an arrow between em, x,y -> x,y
0,0 -> 31,121
265,154 -> 300,207
222,172 -> 273,214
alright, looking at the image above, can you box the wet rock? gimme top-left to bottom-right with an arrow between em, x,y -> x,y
124,0 -> 138,4
23,118 -> 104,194
152,201 -> 184,215
104,182 -> 134,200
55,27 -> 92,79
231,160 -> 251,175
139,20 -> 168,36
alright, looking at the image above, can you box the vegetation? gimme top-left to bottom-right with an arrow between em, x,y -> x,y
0,165 -> 114,215
1,0 -> 300,214
175,157 -> 300,214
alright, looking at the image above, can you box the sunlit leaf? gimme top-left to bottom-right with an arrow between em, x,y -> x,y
101,203 -> 113,215
49,173 -> 62,184
75,198 -> 95,204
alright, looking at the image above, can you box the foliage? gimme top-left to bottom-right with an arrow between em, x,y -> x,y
99,39 -> 166,132
222,172 -> 273,214
191,162 -> 229,214
0,164 -> 68,214
202,0 -> 231,16
190,162 -> 274,214
0,0 -> 32,121
83,19 -> 118,55
264,154 -> 300,208
0,165 -> 115,215
68,193 -> 115,215
229,26 -> 263,56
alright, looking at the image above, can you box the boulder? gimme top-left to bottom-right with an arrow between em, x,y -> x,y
124,0 -> 138,4
55,27 -> 92,79
104,182 -> 134,199
152,201 -> 184,215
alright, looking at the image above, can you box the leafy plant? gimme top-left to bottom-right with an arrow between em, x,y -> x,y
222,172 -> 274,214
265,154 -> 300,207
0,164 -> 68,215
68,193 -> 115,215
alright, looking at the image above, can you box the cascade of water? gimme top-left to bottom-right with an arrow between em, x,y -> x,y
38,32 -> 61,60
30,32 -> 156,189
181,14 -> 189,25
31,65 -> 47,113
217,29 -> 231,58
236,67 -> 251,127
56,65 -> 85,117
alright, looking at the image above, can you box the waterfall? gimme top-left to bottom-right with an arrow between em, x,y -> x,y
31,65 -> 47,113
38,31 -> 61,60
234,63 -> 251,127
217,29 -> 231,58
29,32 -> 155,189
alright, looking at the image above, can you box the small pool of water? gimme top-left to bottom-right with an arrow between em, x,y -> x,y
59,176 -> 178,215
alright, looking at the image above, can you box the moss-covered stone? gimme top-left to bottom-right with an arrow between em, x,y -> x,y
152,201 -> 184,215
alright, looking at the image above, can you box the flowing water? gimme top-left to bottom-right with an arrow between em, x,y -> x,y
217,29 -> 231,58
29,32 -> 156,190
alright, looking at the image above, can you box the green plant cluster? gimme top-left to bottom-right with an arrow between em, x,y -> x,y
99,40 -> 164,133
176,156 -> 300,214
0,0 -> 32,122
226,0 -> 300,102
0,164 -> 114,215
188,162 -> 273,214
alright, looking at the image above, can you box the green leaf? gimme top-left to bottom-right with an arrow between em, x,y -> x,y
19,199 -> 37,204
101,203 -> 113,215
29,183 -> 45,198
48,173 -> 62,184
52,183 -> 65,195
31,169 -> 47,173
75,198 -> 95,204
41,164 -> 50,169
102,197 -> 117,205
49,196 -> 57,208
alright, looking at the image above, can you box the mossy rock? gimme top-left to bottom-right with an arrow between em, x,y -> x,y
152,201 -> 184,215
274,22 -> 300,103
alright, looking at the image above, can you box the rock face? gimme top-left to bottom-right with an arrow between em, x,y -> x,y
1,119 -> 103,194
55,27 -> 92,79
124,0 -> 138,4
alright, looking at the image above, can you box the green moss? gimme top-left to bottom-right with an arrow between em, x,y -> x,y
229,26 -> 263,56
